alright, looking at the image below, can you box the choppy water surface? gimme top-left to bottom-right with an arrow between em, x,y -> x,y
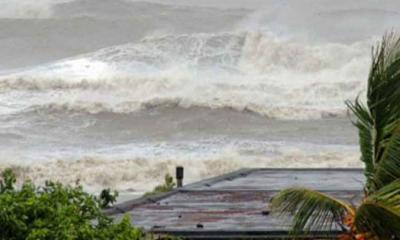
1,0 -> 400,194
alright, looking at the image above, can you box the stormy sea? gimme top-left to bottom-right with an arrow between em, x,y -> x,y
1,0 -> 400,196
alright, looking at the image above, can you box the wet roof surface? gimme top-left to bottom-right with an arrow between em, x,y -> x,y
108,168 -> 364,238
186,168 -> 364,191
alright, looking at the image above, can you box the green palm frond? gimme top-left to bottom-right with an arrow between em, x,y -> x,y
347,33 -> 400,192
355,180 -> 400,238
367,33 -> 400,134
270,188 -> 351,234
374,121 -> 400,188
346,98 -> 375,191
368,34 -> 400,190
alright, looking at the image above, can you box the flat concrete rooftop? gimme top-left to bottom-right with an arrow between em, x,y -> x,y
107,168 -> 365,239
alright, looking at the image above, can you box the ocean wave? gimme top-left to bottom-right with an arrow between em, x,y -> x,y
24,100 -> 346,120
0,149 -> 361,194
0,31 -> 370,120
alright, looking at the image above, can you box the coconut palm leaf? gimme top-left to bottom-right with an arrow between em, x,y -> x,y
373,121 -> 400,189
367,35 -> 400,190
346,98 -> 375,191
270,188 -> 352,234
367,34 -> 400,154
354,180 -> 400,238
347,33 -> 400,192
367,34 -> 400,135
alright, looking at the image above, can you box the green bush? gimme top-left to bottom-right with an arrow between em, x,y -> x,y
99,188 -> 119,208
0,169 -> 144,240
144,173 -> 175,197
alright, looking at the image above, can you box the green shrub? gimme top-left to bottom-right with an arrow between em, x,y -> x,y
99,188 -> 119,208
0,168 -> 16,193
0,168 -> 144,240
144,174 -> 175,197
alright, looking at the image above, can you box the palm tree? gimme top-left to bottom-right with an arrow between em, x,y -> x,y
271,33 -> 400,239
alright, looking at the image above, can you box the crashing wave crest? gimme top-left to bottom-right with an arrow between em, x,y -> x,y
0,149 -> 360,194
0,31 -> 370,119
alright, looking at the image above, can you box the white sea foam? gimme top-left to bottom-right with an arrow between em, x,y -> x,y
0,143 -> 360,194
0,31 -> 371,119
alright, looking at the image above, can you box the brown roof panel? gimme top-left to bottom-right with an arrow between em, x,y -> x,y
108,168 -> 364,239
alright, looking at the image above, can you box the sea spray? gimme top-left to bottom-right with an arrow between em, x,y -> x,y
0,31 -> 370,119
0,147 -> 360,194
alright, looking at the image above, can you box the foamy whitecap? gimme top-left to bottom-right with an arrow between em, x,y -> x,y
0,147 -> 361,194
0,31 -> 370,120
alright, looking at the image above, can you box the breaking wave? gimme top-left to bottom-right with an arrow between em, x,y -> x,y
0,31 -> 370,120
0,147 -> 360,194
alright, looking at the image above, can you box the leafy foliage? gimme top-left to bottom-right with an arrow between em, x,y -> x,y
0,168 -> 16,193
346,98 -> 375,191
144,173 -> 175,197
346,33 -> 400,192
272,33 -> 400,239
355,180 -> 400,238
271,188 -> 351,234
0,168 -> 144,240
100,188 -> 119,208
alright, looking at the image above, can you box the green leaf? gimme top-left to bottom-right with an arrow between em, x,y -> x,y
355,180 -> 400,238
144,173 -> 176,197
367,34 -> 400,160
271,188 -> 351,234
346,99 -> 375,191
347,33 -> 400,193
0,168 -> 16,193
0,169 -> 144,240
373,121 -> 400,188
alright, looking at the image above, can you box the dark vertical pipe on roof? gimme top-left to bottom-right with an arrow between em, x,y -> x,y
176,166 -> 184,188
